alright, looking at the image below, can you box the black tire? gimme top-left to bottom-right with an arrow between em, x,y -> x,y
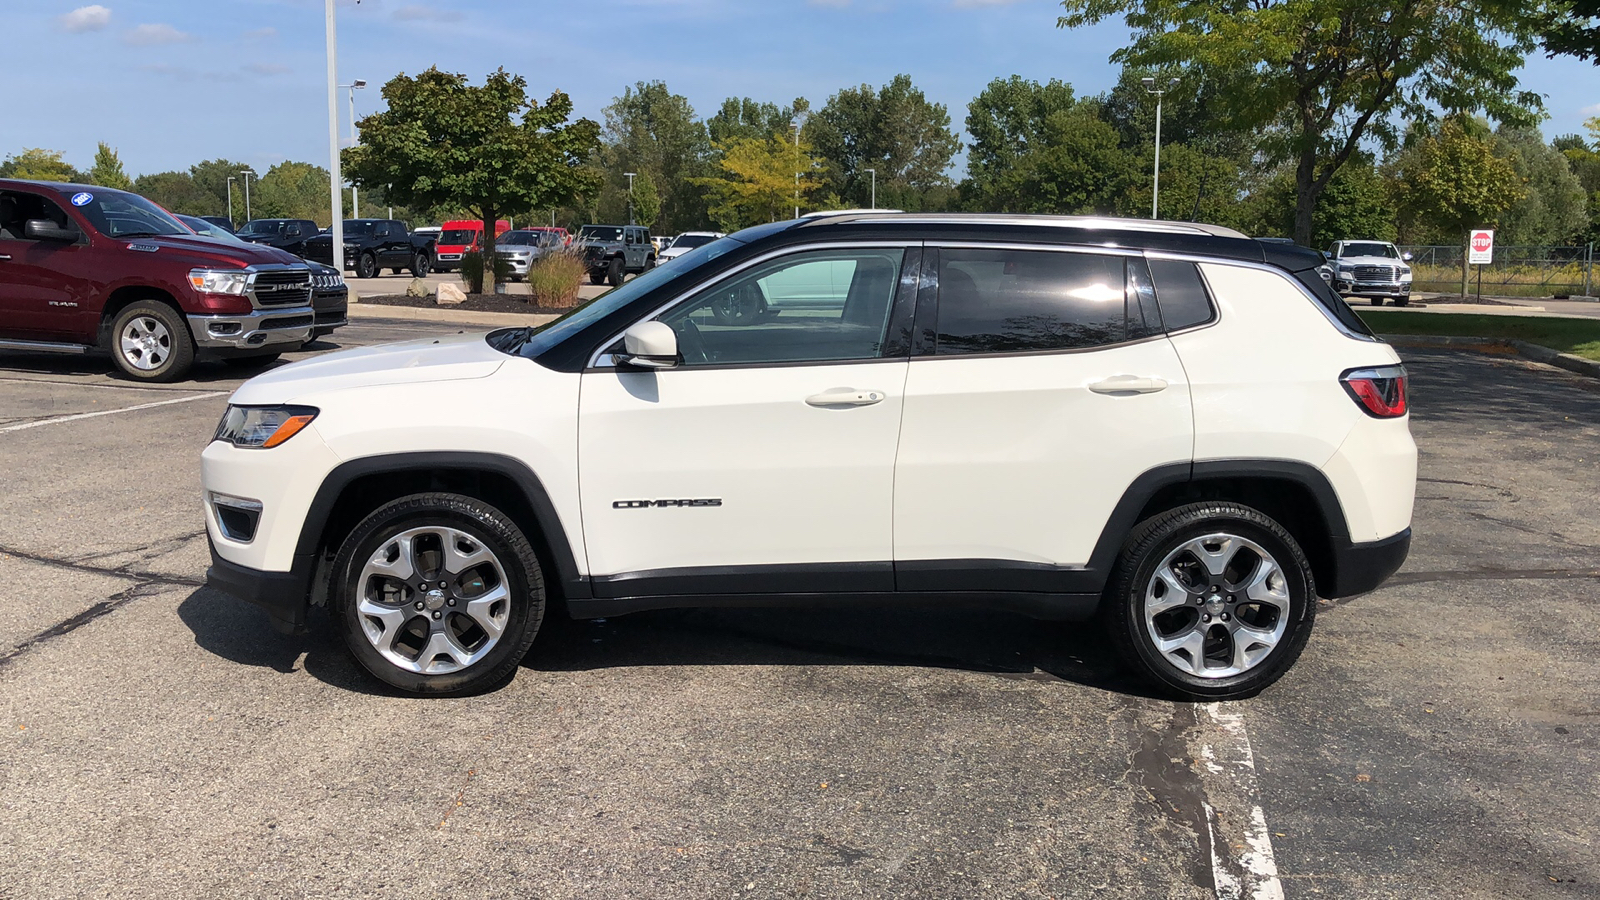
330,493 -> 545,696
1393,296 -> 1409,307
108,301 -> 195,383
589,273 -> 606,285
1369,296 -> 1384,306
411,252 -> 431,278
607,257 -> 624,287
222,353 -> 280,369
355,252 -> 378,280
644,254 -> 656,271
1101,502 -> 1316,701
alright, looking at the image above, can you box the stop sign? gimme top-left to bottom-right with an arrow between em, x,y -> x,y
1469,229 -> 1495,264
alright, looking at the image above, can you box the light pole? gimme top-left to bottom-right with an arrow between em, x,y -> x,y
324,0 -> 344,273
340,79 -> 366,218
238,169 -> 256,221
791,119 -> 803,219
226,176 -> 235,225
1142,76 -> 1179,220
624,172 -> 636,225
864,167 -> 876,210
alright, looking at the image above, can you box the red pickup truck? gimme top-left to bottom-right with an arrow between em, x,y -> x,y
0,179 -> 328,382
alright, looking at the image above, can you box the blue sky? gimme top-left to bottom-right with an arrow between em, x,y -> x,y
12,0 -> 1600,179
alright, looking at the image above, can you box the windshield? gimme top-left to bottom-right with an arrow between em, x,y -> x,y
490,236 -> 744,359
580,226 -> 625,242
1343,242 -> 1398,259
68,190 -> 189,238
179,215 -> 249,244
239,220 -> 290,236
671,233 -> 717,250
342,220 -> 376,236
499,231 -> 536,246
439,229 -> 477,245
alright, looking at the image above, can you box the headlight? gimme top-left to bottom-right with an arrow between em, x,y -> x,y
1399,266 -> 1412,280
189,269 -> 250,295
213,405 -> 319,449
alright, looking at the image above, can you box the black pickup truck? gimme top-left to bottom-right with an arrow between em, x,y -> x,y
304,219 -> 434,279
236,219 -> 319,258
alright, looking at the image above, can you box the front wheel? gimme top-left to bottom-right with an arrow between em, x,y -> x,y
110,301 -> 194,382
355,252 -> 378,280
589,273 -> 606,285
1369,296 -> 1385,306
411,252 -> 431,278
331,493 -> 545,695
1393,296 -> 1409,307
607,257 -> 625,287
1102,502 -> 1316,701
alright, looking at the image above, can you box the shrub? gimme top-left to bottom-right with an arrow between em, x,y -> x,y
525,248 -> 586,308
458,250 -> 512,294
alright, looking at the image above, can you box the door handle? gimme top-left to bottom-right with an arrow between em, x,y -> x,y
0,254 -> 10,261
1088,375 -> 1168,394
806,388 -> 886,408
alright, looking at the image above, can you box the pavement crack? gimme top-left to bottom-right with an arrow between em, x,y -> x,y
68,529 -> 208,567
0,580 -> 172,672
0,541 -> 205,589
1385,567 -> 1600,587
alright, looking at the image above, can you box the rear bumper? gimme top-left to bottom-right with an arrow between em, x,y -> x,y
1325,527 -> 1411,599
206,536 -> 312,634
187,307 -> 313,351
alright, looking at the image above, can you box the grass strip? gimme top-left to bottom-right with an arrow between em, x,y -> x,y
1357,310 -> 1600,362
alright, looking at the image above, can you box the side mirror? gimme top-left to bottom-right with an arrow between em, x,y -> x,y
619,321 -> 678,369
1401,252 -> 1413,262
25,219 -> 79,242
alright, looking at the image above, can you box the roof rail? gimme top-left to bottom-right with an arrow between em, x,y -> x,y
796,211 -> 1249,240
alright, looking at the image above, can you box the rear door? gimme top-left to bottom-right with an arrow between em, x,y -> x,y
892,245 -> 1194,592
577,244 -> 919,596
0,188 -> 95,341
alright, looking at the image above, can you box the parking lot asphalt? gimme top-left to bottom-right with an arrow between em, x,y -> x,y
1,325 -> 1597,899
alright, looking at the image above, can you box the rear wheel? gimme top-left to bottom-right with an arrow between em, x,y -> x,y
607,257 -> 624,287
1102,502 -> 1315,701
411,252 -> 431,278
589,273 -> 606,285
331,493 -> 545,695
109,301 -> 194,383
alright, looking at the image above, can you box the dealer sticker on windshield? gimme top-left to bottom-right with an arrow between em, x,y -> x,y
70,192 -> 93,207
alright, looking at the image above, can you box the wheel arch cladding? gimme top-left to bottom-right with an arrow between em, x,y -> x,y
1102,460 -> 1347,600
298,452 -> 588,604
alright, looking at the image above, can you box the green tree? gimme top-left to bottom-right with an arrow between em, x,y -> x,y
343,67 -> 602,292
694,133 -> 826,230
86,143 -> 132,190
597,81 -> 710,232
1119,143 -> 1254,229
0,148 -> 78,182
1521,0 -> 1600,63
1392,116 -> 1524,294
1061,0 -> 1543,245
131,171 -> 214,215
1494,125 -> 1589,245
253,161 -> 333,223
707,97 -> 805,146
189,159 -> 253,218
1557,119 -> 1600,244
1245,159 -> 1395,245
960,83 -> 1133,215
963,75 -> 1081,205
808,74 -> 960,211
630,171 -> 661,228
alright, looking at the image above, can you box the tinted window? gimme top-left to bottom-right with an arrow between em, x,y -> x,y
1147,259 -> 1215,331
0,191 -> 74,241
658,248 -> 904,366
673,234 -> 716,250
500,231 -> 536,246
1126,258 -> 1164,340
935,249 -> 1127,355
581,226 -> 624,242
1343,242 -> 1397,259
439,229 -> 476,245
67,189 -> 188,238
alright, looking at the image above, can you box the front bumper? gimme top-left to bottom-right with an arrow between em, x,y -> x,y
207,536 -> 314,634
1326,527 -> 1411,598
187,307 -> 314,351
312,289 -> 348,335
1338,280 -> 1412,297
500,255 -> 534,276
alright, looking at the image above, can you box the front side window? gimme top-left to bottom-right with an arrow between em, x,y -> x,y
657,248 -> 905,367
0,191 -> 74,241
934,248 -> 1128,355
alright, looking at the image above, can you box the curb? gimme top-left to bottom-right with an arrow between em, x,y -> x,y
347,303 -> 561,328
1381,333 -> 1600,380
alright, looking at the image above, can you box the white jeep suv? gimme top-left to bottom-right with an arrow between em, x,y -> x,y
203,214 -> 1416,699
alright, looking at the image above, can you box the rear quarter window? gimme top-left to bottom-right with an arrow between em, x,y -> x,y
1147,259 -> 1216,332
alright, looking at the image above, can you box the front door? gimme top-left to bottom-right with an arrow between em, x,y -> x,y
893,246 -> 1195,592
0,189 -> 93,341
578,245 -> 917,597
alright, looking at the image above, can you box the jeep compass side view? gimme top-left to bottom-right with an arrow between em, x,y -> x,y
202,213 -> 1416,699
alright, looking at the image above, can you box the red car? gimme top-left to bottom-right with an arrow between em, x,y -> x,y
0,179 -> 318,382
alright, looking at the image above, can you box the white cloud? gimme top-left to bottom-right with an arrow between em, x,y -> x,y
59,5 -> 112,33
393,5 -> 465,22
1582,103 -> 1600,117
123,23 -> 193,46
243,26 -> 278,40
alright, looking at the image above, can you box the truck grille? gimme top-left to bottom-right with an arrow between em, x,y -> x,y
250,270 -> 313,306
1353,265 -> 1396,281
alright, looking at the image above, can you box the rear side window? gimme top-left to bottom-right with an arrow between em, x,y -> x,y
1147,259 -> 1215,331
935,248 -> 1128,355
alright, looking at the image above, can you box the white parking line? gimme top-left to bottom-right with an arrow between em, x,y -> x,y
1198,703 -> 1284,900
0,391 -> 226,434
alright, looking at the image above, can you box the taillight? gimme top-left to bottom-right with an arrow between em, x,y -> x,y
1341,365 -> 1408,418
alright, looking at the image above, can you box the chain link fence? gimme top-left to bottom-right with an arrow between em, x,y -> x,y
1398,244 -> 1597,299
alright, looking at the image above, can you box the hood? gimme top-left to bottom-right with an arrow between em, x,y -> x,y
118,233 -> 302,268
1338,255 -> 1404,267
658,246 -> 688,259
230,331 -> 508,405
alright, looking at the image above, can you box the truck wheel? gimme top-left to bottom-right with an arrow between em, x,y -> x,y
607,257 -> 625,287
1369,297 -> 1385,306
1394,296 -> 1410,307
411,252 -> 431,278
356,252 -> 378,280
110,301 -> 194,383
330,492 -> 546,696
1101,502 -> 1316,701
644,254 -> 656,271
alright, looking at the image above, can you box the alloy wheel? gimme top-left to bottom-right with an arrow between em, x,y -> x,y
356,525 -> 511,675
119,316 -> 172,371
1143,533 -> 1290,679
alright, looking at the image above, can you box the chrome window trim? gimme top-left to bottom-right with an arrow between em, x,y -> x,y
1145,250 -> 1380,343
927,239 -> 1144,258
585,240 -> 922,370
